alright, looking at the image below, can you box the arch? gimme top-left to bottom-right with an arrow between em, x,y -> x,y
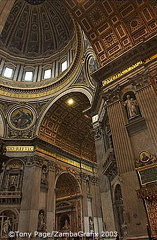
55,172 -> 81,199
0,208 -> 19,236
55,172 -> 82,232
36,87 -> 93,136
37,90 -> 96,162
5,158 -> 25,169
0,208 -> 19,217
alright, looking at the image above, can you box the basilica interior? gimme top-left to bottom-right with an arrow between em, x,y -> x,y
0,0 -> 157,239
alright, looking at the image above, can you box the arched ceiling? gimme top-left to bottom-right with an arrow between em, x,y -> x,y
56,173 -> 80,199
0,0 -> 74,59
39,92 -> 96,163
63,0 -> 157,66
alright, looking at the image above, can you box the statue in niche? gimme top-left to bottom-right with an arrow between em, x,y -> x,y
2,217 -> 11,236
8,174 -> 20,190
61,215 -> 70,230
62,219 -> 69,230
123,94 -> 139,119
37,211 -> 46,232
89,216 -> 94,231
41,165 -> 48,185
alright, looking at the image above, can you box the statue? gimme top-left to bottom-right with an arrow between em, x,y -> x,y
89,216 -> 94,231
62,219 -> 69,230
9,174 -> 20,190
41,166 -> 48,185
124,95 -> 139,119
37,212 -> 46,231
2,217 -> 11,235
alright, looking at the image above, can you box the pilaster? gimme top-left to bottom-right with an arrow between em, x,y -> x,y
131,74 -> 157,153
18,156 -> 42,233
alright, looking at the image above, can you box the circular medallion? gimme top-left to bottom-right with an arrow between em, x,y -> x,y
88,57 -> 98,74
8,106 -> 36,130
139,151 -> 151,163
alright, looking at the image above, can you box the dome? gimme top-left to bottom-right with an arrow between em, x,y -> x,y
0,0 -> 74,59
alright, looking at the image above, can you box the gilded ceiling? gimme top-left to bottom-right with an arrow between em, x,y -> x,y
0,0 -> 74,59
39,92 -> 96,163
63,0 -> 157,66
56,173 -> 80,199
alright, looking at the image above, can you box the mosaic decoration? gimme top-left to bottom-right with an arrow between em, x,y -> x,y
8,107 -> 36,130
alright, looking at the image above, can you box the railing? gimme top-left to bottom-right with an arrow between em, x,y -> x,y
0,191 -> 22,198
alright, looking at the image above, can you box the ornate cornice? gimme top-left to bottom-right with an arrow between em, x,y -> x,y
80,172 -> 99,185
102,85 -> 121,106
91,35 -> 157,83
129,70 -> 151,91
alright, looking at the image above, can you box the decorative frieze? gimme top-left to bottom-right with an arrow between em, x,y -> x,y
80,172 -> 99,185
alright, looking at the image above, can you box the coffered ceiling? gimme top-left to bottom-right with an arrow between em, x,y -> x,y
64,0 -> 157,66
39,92 -> 96,162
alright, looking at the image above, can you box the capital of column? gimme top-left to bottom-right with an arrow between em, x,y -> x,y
25,155 -> 43,167
102,85 -> 121,106
80,172 -> 99,185
129,71 -> 151,91
92,123 -> 104,141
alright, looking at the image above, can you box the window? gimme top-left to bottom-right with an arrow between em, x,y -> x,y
24,72 -> 33,81
3,67 -> 13,78
61,60 -> 68,72
44,69 -> 51,79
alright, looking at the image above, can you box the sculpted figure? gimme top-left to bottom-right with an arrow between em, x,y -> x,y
38,212 -> 46,231
2,217 -> 11,235
41,166 -> 48,185
62,219 -> 69,230
89,216 -> 94,231
124,95 -> 139,119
